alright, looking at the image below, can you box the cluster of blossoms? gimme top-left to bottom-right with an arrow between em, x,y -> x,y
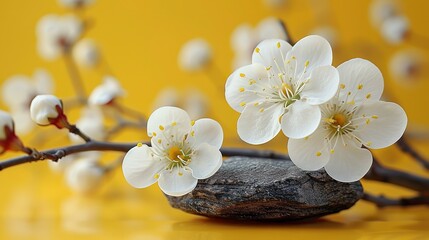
226,35 -> 407,182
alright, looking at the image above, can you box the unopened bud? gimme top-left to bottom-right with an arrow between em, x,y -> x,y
30,95 -> 70,129
0,110 -> 28,154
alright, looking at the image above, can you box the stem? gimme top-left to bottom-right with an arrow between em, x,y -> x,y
365,156 -> 429,193
68,125 -> 92,142
396,136 -> 429,170
362,193 -> 429,207
0,141 -> 289,171
63,52 -> 87,103
278,20 -> 294,45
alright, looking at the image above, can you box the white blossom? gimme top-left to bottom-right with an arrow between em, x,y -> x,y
1,69 -> 54,134
36,14 -> 83,60
30,95 -> 63,126
380,15 -> 409,44
65,158 -> 104,194
88,76 -> 125,106
73,39 -> 100,68
226,36 -> 339,144
389,49 -> 424,83
122,106 -> 223,196
288,58 -> 407,182
178,39 -> 212,71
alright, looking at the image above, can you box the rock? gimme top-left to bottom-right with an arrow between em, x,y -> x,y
166,157 -> 363,221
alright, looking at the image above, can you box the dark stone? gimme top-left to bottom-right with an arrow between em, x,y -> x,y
166,157 -> 363,221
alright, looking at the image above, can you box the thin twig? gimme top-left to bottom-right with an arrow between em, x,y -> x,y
365,156 -> 429,193
396,136 -> 429,170
362,193 -> 429,207
67,125 -> 92,142
63,52 -> 87,103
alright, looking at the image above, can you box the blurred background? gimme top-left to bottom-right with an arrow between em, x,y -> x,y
0,0 -> 429,239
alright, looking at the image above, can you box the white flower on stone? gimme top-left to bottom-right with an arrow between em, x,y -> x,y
65,157 -> 104,194
36,14 -> 83,60
288,58 -> 407,182
72,39 -> 100,68
389,49 -> 424,83
380,15 -> 409,44
88,76 -> 125,106
231,17 -> 288,69
1,69 -> 54,134
59,0 -> 94,8
178,38 -> 212,72
122,106 -> 223,196
30,94 -> 64,126
226,35 -> 339,144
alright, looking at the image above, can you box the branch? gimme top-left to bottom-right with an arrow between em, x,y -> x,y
362,193 -> 429,207
0,141 -> 288,171
365,156 -> 429,193
396,136 -> 429,169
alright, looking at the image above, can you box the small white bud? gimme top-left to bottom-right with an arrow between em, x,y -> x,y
178,38 -> 212,71
65,159 -> 104,194
30,95 -> 63,126
88,76 -> 125,106
0,110 -> 14,140
381,15 -> 409,44
73,39 -> 100,68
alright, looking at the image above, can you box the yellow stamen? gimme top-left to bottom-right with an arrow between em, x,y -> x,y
316,152 -> 322,157
171,121 -> 177,126
357,84 -> 363,90
239,87 -> 245,92
277,42 -> 281,48
366,93 -> 371,99
240,102 -> 246,107
191,120 -> 195,126
255,47 -> 260,53
159,125 -> 165,131
340,84 -> 345,89
240,73 -> 246,77
137,142 -> 143,147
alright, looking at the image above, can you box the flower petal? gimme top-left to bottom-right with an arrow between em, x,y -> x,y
288,127 -> 330,171
225,63 -> 268,112
281,100 -> 321,139
237,102 -> 283,144
122,145 -> 166,188
158,167 -> 198,196
354,101 -> 407,149
301,65 -> 339,105
189,119 -> 223,149
324,144 -> 373,182
147,106 -> 191,139
286,35 -> 333,78
251,39 -> 292,75
337,58 -> 384,105
188,143 -> 223,179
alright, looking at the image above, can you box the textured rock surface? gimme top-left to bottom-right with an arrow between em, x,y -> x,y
166,157 -> 363,221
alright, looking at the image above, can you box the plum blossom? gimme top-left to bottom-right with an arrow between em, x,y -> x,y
122,106 -> 223,196
1,69 -> 54,134
288,58 -> 407,182
231,17 -> 288,69
72,39 -> 100,68
88,76 -> 125,106
178,39 -> 212,72
36,14 -> 83,60
226,35 -> 339,144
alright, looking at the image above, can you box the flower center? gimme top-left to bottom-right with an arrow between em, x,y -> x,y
332,113 -> 347,127
280,83 -> 301,107
168,146 -> 184,161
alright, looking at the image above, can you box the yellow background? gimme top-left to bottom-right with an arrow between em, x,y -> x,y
1,0 -> 429,239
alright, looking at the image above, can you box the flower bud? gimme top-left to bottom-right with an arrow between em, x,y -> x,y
0,110 -> 27,154
88,76 -> 125,106
30,95 -> 69,129
72,39 -> 100,68
178,38 -> 212,71
65,159 -> 104,194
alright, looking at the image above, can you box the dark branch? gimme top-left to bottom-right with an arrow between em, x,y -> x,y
363,193 -> 429,207
365,156 -> 429,193
396,136 -> 429,169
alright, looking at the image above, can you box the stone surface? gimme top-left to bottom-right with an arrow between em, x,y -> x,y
166,157 -> 363,221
